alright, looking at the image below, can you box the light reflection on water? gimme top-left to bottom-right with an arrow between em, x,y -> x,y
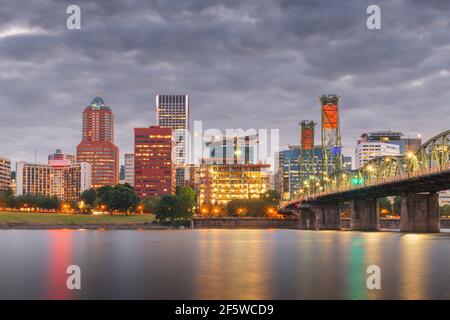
0,229 -> 448,299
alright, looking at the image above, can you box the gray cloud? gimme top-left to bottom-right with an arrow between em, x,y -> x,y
0,0 -> 449,166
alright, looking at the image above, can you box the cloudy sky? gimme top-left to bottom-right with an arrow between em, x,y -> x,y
1,0 -> 450,166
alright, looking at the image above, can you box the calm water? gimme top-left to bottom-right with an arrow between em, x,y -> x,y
0,229 -> 449,299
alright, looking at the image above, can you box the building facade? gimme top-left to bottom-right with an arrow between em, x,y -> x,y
16,161 -> 91,201
205,134 -> 259,165
134,126 -> 175,198
124,153 -> 135,186
0,156 -> 11,192
358,131 -> 422,155
156,94 -> 189,187
76,96 -> 119,188
355,141 -> 400,169
198,163 -> 270,206
48,149 -> 75,163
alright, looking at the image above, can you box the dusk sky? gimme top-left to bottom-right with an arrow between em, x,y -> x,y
1,0 -> 450,165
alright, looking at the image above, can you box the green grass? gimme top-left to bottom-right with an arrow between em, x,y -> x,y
0,212 -> 155,225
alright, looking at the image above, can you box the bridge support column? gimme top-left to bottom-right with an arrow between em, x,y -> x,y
351,199 -> 380,231
315,206 -> 341,230
400,192 -> 440,233
297,208 -> 317,230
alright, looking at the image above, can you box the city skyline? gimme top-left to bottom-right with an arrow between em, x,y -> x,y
1,1 -> 449,164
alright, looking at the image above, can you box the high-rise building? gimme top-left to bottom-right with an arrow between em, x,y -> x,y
119,165 -> 125,184
198,163 -> 270,206
358,131 -> 422,155
134,126 -> 175,198
156,94 -> 189,187
205,134 -> 259,165
0,156 -> 11,192
124,153 -> 135,186
76,96 -> 119,188
48,149 -> 75,163
281,146 -> 301,200
355,140 -> 400,169
16,162 -> 53,197
16,161 -> 91,201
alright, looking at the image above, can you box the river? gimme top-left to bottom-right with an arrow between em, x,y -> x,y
0,229 -> 449,299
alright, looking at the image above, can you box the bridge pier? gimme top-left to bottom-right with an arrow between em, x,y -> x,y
351,199 -> 380,231
314,206 -> 341,230
297,208 -> 317,230
400,192 -> 440,233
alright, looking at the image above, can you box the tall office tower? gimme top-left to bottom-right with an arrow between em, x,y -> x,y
76,96 -> 119,188
319,94 -> 342,175
299,120 -> 317,184
0,156 -> 11,192
156,94 -> 189,188
134,126 -> 175,198
48,149 -> 75,163
124,153 -> 135,186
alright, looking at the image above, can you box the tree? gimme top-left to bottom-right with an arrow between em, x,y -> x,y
139,197 -> 159,214
155,195 -> 178,222
108,184 -> 139,213
378,197 -> 392,216
176,186 -> 196,220
81,188 -> 97,206
0,188 -> 15,208
262,190 -> 281,207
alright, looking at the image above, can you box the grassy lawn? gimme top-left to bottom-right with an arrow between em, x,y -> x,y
0,212 -> 155,225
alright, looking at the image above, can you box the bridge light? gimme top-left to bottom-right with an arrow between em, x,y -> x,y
406,152 -> 414,158
351,177 -> 363,185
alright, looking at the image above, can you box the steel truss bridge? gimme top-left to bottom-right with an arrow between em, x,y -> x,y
283,130 -> 450,233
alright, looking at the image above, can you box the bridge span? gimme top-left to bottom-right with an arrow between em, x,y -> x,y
283,130 -> 450,233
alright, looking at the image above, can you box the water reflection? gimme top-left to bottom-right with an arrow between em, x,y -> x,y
45,230 -> 73,299
0,229 -> 448,299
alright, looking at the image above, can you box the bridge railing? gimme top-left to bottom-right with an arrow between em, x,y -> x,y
308,162 -> 450,199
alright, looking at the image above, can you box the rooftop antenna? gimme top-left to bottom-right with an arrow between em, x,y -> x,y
34,148 -> 37,164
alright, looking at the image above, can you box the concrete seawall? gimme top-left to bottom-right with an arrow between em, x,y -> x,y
193,217 -> 450,230
193,217 -> 299,229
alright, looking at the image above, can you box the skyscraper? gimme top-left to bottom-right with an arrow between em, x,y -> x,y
156,94 -> 189,187
76,96 -> 119,188
134,126 -> 175,198
124,153 -> 135,186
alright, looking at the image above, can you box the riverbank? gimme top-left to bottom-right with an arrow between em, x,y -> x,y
0,212 -> 172,230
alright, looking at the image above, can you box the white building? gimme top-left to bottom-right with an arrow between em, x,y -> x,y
355,142 -> 400,169
0,156 -> 11,191
16,161 -> 91,201
124,153 -> 134,186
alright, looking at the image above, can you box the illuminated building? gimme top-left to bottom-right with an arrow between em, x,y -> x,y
48,149 -> 75,163
358,131 -> 422,154
16,162 -> 53,196
205,134 -> 259,165
16,161 -> 91,201
76,96 -> 119,188
156,94 -> 189,187
186,164 -> 201,192
0,156 -> 11,192
134,126 -> 175,198
124,153 -> 134,186
198,163 -> 270,206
